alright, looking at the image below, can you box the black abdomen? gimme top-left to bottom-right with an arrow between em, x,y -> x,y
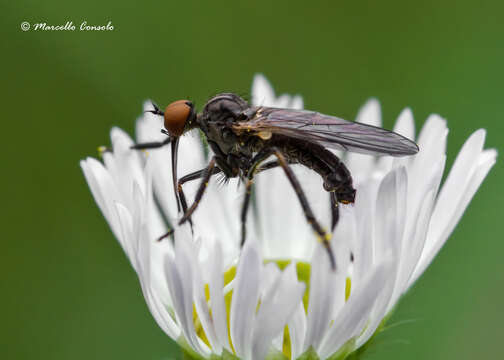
271,136 -> 355,195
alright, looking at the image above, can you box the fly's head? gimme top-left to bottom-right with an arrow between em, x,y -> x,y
146,99 -> 197,213
161,100 -> 197,137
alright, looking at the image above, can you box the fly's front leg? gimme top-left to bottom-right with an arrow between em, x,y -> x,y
98,136 -> 171,154
179,157 -> 217,225
177,167 -> 222,227
271,148 -> 336,270
130,136 -> 171,150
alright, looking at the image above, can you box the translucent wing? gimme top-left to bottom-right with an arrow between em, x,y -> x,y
233,107 -> 419,156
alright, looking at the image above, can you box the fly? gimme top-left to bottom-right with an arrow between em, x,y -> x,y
131,93 -> 419,269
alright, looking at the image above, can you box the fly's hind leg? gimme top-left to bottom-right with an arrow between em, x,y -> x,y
330,191 -> 339,232
271,148 -> 336,270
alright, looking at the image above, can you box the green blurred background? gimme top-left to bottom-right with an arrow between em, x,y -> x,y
2,1 -> 502,359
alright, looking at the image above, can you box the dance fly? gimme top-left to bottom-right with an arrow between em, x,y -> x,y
131,93 -> 419,269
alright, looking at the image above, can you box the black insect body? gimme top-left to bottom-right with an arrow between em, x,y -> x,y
132,93 -> 419,269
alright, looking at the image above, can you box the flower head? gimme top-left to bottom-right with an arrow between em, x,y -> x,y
81,74 -> 496,359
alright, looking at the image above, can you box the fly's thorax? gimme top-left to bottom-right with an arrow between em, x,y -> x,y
202,93 -> 249,122
199,93 -> 250,154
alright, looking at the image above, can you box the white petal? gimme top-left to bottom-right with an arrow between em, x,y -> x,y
140,284 -> 181,340
354,169 -> 404,345
275,94 -> 292,108
394,107 -> 415,140
376,108 -> 416,173
164,238 -> 210,356
114,202 -> 137,270
356,99 -> 382,127
318,261 -> 393,358
252,263 -> 305,360
136,101 -> 166,143
303,243 -> 338,352
410,144 -> 497,285
191,245 -> 221,353
252,74 -> 276,107
329,210 -> 354,312
207,239 -> 231,353
137,226 -> 180,339
399,189 -> 436,293
256,165 -> 316,260
424,129 -> 486,249
352,177 -> 380,284
108,127 -> 146,202
143,157 -> 171,249
81,158 -> 123,240
259,262 -> 282,297
288,302 -> 307,360
345,99 -> 381,183
417,114 -> 447,152
374,168 -> 405,264
404,114 -> 447,207
290,95 -> 304,110
230,240 -> 261,359
193,175 -> 242,253
81,159 -> 108,216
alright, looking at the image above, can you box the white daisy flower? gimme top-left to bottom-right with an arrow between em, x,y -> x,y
80,74 -> 496,359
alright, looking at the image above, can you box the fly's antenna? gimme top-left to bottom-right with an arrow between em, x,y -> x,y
146,102 -> 164,116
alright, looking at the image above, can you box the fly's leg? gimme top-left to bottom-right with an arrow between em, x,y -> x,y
240,152 -> 280,246
330,191 -> 339,232
271,148 -> 336,270
257,160 -> 281,172
130,136 -> 171,150
158,166 -> 221,239
240,179 -> 253,246
98,136 -> 171,154
102,106 -> 167,152
157,229 -> 174,242
130,136 -> 180,214
129,102 -> 170,150
177,167 -> 222,227
179,157 -> 217,225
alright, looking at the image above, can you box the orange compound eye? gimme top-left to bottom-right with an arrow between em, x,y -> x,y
164,99 -> 192,136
